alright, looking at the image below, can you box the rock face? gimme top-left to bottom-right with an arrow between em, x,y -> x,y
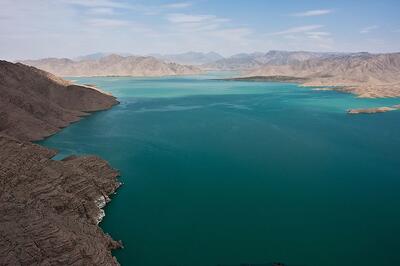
246,53 -> 400,98
0,60 -> 118,141
21,54 -> 202,77
0,135 -> 121,265
0,61 -> 122,265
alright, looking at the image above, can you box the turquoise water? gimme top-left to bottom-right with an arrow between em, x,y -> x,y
40,73 -> 400,266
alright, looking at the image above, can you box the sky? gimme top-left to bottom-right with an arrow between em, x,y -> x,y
1,0 -> 400,60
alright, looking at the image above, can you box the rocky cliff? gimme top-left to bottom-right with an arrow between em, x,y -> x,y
0,61 -> 121,265
21,54 -> 202,77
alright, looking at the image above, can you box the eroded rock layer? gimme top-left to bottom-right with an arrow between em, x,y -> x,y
0,135 -> 121,265
0,61 -> 122,265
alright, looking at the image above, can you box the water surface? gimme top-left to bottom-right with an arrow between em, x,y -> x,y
41,73 -> 400,266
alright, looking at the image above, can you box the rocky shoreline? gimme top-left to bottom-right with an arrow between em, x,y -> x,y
0,61 -> 122,265
0,136 -> 122,265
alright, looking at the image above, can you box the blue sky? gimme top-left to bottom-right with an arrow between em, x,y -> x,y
1,0 -> 399,60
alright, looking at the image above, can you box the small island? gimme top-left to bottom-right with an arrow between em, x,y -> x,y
347,105 -> 400,114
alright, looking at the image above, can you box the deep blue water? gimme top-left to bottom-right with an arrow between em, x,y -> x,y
40,73 -> 400,266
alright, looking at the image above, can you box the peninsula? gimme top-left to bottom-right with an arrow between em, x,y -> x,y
244,52 -> 400,99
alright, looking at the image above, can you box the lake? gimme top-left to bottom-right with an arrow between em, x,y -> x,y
40,73 -> 400,266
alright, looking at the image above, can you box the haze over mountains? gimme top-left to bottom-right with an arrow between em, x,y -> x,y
19,50 -> 400,98
202,51 -> 341,70
21,54 -> 201,77
150,51 -> 224,65
22,50 -> 340,73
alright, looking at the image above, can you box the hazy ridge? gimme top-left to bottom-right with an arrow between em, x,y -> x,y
21,54 -> 202,77
246,52 -> 400,98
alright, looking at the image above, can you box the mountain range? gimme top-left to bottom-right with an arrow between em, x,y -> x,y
20,51 -> 342,76
21,54 -> 201,77
150,51 -> 224,65
18,50 -> 400,98
202,51 -> 343,70
245,52 -> 400,98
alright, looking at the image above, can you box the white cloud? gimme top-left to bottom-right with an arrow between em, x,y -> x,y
165,13 -> 231,33
269,25 -> 324,35
62,0 -> 127,8
306,32 -> 333,49
162,2 -> 192,9
166,13 -> 228,24
268,26 -> 333,50
292,9 -> 333,17
1,0 -> 398,60
87,7 -> 116,15
86,18 -> 129,27
306,31 -> 331,37
360,25 -> 379,34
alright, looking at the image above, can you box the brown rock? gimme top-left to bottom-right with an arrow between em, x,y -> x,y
0,135 -> 121,265
0,61 -> 122,265
0,60 -> 118,141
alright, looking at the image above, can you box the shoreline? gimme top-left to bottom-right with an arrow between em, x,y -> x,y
34,94 -> 123,253
221,75 -> 400,114
0,60 -> 123,265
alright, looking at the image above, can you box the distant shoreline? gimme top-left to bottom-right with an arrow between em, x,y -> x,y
216,75 -> 309,83
219,75 -> 400,114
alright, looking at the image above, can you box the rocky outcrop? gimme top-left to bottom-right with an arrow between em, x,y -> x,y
0,61 -> 122,265
0,135 -> 121,265
21,54 -> 202,77
0,60 -> 118,141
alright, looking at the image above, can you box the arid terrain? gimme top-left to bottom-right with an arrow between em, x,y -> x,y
0,61 -> 121,265
244,52 -> 400,98
21,54 -> 202,77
